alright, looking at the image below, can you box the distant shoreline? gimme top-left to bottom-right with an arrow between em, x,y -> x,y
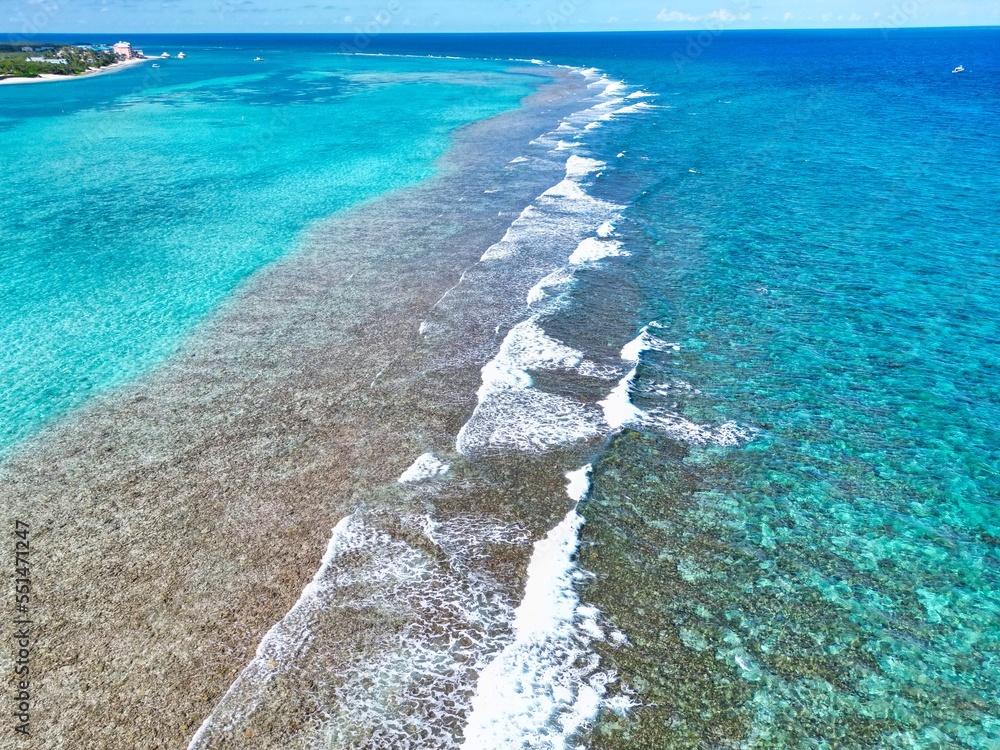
0,56 -> 149,86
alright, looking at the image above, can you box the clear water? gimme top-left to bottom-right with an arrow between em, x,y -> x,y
550,30 -> 1000,748
3,29 -> 999,748
0,41 -> 535,452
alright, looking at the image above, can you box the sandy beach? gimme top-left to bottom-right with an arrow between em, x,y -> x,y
0,56 -> 149,86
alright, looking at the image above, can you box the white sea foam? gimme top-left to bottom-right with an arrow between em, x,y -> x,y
192,511 -> 533,750
565,464 -> 593,503
480,205 -> 537,261
620,332 -> 647,363
541,179 -> 591,201
599,366 -> 749,445
457,319 -> 609,455
188,513 -> 377,749
644,412 -> 756,447
465,69 -> 742,455
599,325 -> 758,446
496,317 -> 586,372
459,466 -> 631,749
588,75 -> 626,98
308,513 -> 532,750
620,323 -> 678,362
564,154 -> 605,178
526,267 -> 576,307
599,367 -> 644,430
479,176 -> 620,270
524,67 -> 658,154
457,388 -> 603,455
482,153 -> 620,265
528,68 -> 656,153
398,453 -> 450,484
592,97 -> 628,114
569,237 -> 629,265
615,101 -> 658,114
651,379 -> 701,396
598,101 -> 659,122
602,80 -> 628,97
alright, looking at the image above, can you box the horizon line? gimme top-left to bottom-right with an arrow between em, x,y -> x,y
4,24 -> 999,37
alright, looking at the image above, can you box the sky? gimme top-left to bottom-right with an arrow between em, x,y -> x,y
6,0 -> 999,34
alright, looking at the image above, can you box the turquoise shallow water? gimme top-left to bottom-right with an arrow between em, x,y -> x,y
0,46 -> 535,452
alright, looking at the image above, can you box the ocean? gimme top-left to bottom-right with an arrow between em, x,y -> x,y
1,29 -> 998,749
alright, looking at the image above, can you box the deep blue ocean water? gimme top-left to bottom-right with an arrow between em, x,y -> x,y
3,28 -> 999,748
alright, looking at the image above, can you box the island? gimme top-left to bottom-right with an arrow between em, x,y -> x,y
0,41 -> 147,83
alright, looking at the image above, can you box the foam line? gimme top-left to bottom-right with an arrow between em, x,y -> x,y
569,237 -> 629,265
527,267 -> 576,307
565,155 -> 606,178
457,318 -> 608,455
188,513 -> 363,748
620,323 -> 678,362
398,453 -> 450,483
459,465 -> 628,749
599,367 -> 644,431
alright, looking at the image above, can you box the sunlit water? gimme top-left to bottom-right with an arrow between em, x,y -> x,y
2,29 -> 998,749
0,41 -> 534,452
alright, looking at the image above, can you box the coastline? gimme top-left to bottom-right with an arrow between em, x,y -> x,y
0,65 -> 599,748
0,55 -> 149,86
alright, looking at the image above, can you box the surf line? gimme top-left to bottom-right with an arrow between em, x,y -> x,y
459,465 -> 633,749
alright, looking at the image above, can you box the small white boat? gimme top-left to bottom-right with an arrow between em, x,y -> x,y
151,63 -> 160,68
177,52 -> 186,60
254,57 -> 264,62
160,52 -> 170,59
952,65 -> 965,73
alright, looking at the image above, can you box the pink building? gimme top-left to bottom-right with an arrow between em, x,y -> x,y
112,41 -> 133,59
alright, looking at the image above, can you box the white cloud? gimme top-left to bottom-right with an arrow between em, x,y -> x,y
783,11 -> 794,21
658,7 -> 749,24
657,9 -> 700,22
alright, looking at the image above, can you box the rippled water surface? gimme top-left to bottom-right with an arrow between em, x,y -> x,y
3,29 -> 999,749
0,43 -> 534,451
